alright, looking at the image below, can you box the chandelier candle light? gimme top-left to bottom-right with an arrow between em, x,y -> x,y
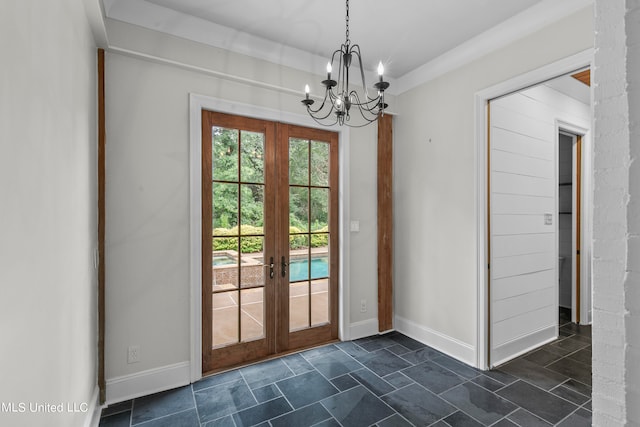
302,0 -> 389,127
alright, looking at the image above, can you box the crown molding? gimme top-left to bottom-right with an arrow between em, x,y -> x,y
102,0 -> 395,91
393,0 -> 594,94
83,0 -> 109,47
102,0 -> 593,96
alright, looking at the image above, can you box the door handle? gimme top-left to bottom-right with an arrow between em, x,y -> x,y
269,257 -> 274,279
281,256 -> 288,278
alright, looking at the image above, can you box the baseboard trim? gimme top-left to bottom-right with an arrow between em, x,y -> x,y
491,325 -> 556,367
106,362 -> 191,405
84,385 -> 102,427
395,315 -> 476,367
349,319 -> 380,340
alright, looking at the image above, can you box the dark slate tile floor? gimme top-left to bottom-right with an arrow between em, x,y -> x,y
100,319 -> 591,426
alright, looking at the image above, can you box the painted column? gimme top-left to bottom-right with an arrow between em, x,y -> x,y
592,0 -> 640,424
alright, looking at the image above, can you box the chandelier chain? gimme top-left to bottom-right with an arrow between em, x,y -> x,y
345,0 -> 350,45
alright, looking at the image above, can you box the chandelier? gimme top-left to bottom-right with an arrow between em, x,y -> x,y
301,0 -> 389,127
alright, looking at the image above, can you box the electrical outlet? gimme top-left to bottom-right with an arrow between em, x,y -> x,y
360,299 -> 367,313
127,345 -> 140,364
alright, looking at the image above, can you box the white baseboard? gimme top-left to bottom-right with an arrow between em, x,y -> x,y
395,315 -> 476,367
106,362 -> 191,405
84,385 -> 102,427
491,325 -> 556,367
349,319 -> 380,340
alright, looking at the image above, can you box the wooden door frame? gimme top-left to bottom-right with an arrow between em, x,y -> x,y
200,115 -> 339,373
557,126 -> 587,325
474,50 -> 593,369
201,111 -> 278,373
277,124 -> 340,352
188,94 -> 351,382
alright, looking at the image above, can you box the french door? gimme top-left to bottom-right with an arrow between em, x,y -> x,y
201,111 -> 339,373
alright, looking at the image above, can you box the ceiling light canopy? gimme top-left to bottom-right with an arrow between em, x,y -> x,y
302,0 -> 389,127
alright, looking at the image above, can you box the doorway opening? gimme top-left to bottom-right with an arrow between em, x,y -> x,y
201,111 -> 340,374
558,131 -> 583,327
477,51 -> 593,369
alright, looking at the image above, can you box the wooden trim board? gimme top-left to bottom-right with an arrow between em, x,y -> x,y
377,114 -> 393,332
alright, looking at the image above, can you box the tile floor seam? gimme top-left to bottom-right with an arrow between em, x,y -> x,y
238,367 -> 261,405
495,381 -> 581,425
271,381 -> 296,415
189,384 -> 202,427
309,416 -> 336,427
356,365 -> 398,390
449,405 -> 490,427
129,398 -> 135,426
195,375 -> 243,393
471,377 -> 507,395
317,400 -> 345,427
542,348 -> 588,369
520,378 -> 587,408
553,381 -> 592,399
430,357 -> 477,382
441,381 -> 516,427
132,407 -> 196,426
552,407 -> 582,426
303,357 -> 350,384
491,407 -> 521,426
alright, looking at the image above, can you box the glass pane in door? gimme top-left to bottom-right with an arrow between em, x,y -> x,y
289,234 -> 310,331
310,141 -> 329,186
212,291 -> 238,348
241,288 -> 264,342
311,278 -> 329,326
211,126 -> 267,349
288,136 -> 333,333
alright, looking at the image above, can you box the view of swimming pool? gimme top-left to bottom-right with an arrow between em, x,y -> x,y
213,254 -> 329,282
289,257 -> 329,282
213,254 -> 236,266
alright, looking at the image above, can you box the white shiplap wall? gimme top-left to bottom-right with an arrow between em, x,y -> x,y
489,84 -> 590,366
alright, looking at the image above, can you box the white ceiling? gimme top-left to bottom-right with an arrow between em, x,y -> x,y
102,0 -> 593,93
545,73 -> 591,104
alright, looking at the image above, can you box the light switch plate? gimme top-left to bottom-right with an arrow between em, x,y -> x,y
544,213 -> 553,225
350,220 -> 360,232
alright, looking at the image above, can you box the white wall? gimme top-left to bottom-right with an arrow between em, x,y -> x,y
393,7 -> 593,365
592,0 -> 640,424
0,1 -> 99,426
103,19 -> 388,401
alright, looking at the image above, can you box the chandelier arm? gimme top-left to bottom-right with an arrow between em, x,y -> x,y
307,102 -> 336,122
308,111 -> 338,127
305,88 -> 333,115
347,90 -> 383,112
338,44 -> 348,103
349,44 -> 371,101
343,115 -> 379,128
330,48 -> 342,67
348,91 -> 381,122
